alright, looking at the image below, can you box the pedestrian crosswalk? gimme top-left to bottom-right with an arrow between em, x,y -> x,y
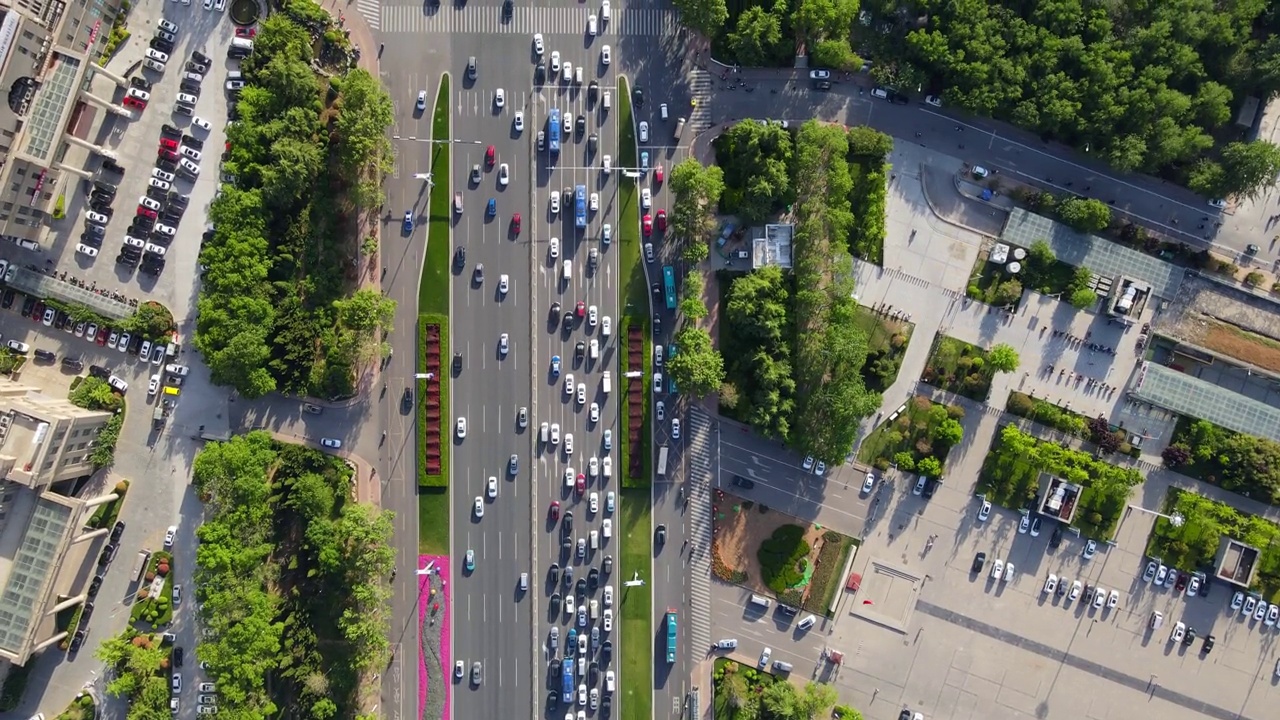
356,0 -> 381,31
688,69 -> 712,133
379,4 -> 674,36
685,407 -> 716,656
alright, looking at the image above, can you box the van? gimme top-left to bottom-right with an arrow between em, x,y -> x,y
673,117 -> 686,139
577,657 -> 586,677
227,70 -> 242,80
165,342 -> 179,358
590,599 -> 599,620
563,259 -> 572,281
602,316 -> 611,336
659,103 -> 668,120
133,550 -> 150,583
748,594 -> 772,609
590,530 -> 599,550
1149,610 -> 1164,630
574,66 -> 583,84
602,518 -> 612,538
601,2 -> 610,21
602,371 -> 611,394
590,339 -> 599,360
772,660 -> 794,673
230,37 -> 254,52
541,423 -> 550,443
602,91 -> 611,109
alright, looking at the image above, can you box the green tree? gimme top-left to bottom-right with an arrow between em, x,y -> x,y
671,0 -> 728,38
667,326 -> 725,398
1069,287 -> 1098,309
832,706 -> 864,720
1057,197 -> 1112,233
128,302 -> 175,339
713,120 -> 794,223
797,681 -> 840,719
335,69 -> 397,192
988,343 -> 1020,373
792,0 -> 857,41
680,297 -> 708,320
669,158 -> 725,257
760,678 -> 799,717
728,5 -> 784,67
811,38 -> 860,71
933,418 -> 964,446
1218,141 -> 1280,201
70,376 -> 122,411
916,456 -> 943,477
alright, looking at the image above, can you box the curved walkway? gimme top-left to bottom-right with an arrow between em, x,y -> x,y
417,555 -> 451,720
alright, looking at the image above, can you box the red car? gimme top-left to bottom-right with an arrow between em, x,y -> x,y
137,206 -> 158,219
511,212 -> 521,234
31,301 -> 44,322
576,474 -> 586,495
576,301 -> 586,317
96,327 -> 109,346
485,145 -> 496,166
159,138 -> 178,150
158,149 -> 179,162
123,97 -> 146,110
234,27 -> 257,38
654,165 -> 664,184
656,209 -> 667,232
549,501 -> 560,521
642,213 -> 653,236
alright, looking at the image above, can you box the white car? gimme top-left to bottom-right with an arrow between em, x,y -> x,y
495,88 -> 505,108
861,473 -> 875,494
533,33 -> 544,55
606,491 -> 615,513
588,305 -> 598,326
127,87 -> 151,102
1255,600 -> 1269,622
1003,562 -> 1015,582
456,417 -> 467,438
601,316 -> 611,335
1186,574 -> 1200,596
1267,604 -> 1279,626
76,244 -> 99,257
153,168 -> 175,182
499,274 -> 509,294
320,438 -> 341,449
123,236 -> 145,248
602,457 -> 612,477
590,192 -> 599,211
1231,591 -> 1244,611
181,146 -> 202,161
563,112 -> 572,133
925,94 -> 943,107
146,374 -> 161,395
499,333 -> 509,355
603,584 -> 613,606
601,45 -> 611,65
1107,589 -> 1120,609
416,90 -> 427,110
602,155 -> 611,173
1092,587 -> 1106,608
638,121 -> 649,143
590,402 -> 600,423
565,373 -> 575,396
498,163 -> 509,186
602,224 -> 612,244
576,383 -> 586,405
1154,565 -> 1169,585
551,51 -> 561,72
990,559 -> 1004,580
192,116 -> 212,131
1243,595 -> 1258,616
564,433 -> 574,454
603,608 -> 613,631
1043,573 -> 1058,594
656,401 -> 665,421
149,177 -> 171,190
139,196 -> 161,211
85,210 -> 109,225
5,340 -> 28,353
551,423 -> 561,444
589,492 -> 599,513
514,111 -> 524,132
589,457 -> 599,477
671,418 -> 682,438
146,48 -> 170,63
549,237 -> 559,258
977,500 -> 991,522
1170,621 -> 1186,643
474,496 -> 484,518
154,223 -> 177,237
603,429 -> 613,450
1143,561 -> 1158,583
587,14 -> 598,35
487,476 -> 498,499
640,188 -> 651,209
550,193 -> 560,214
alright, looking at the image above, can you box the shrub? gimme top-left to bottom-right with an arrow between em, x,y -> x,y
757,524 -> 810,594
1245,271 -> 1264,287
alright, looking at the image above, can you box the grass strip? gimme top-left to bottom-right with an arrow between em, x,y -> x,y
616,75 -> 652,489
420,74 -> 453,315
618,487 -> 653,720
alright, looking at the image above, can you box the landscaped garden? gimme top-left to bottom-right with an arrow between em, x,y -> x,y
712,658 -> 848,720
922,336 -> 1019,401
1146,488 -> 1280,602
967,239 -> 1097,310
978,424 -> 1142,539
853,304 -> 912,394
1163,418 -> 1280,506
618,488 -> 652,720
1006,391 -> 1141,456
857,395 -> 965,477
129,550 -> 174,626
712,497 -> 856,615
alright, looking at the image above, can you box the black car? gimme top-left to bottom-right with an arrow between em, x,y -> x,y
588,81 -> 598,101
550,593 -> 561,613
157,157 -> 178,173
117,253 -> 140,267
655,524 -> 666,545
732,475 -> 755,489
777,604 -> 799,617
587,567 -> 599,591
33,349 -> 55,363
61,357 -> 84,371
972,552 -> 987,573
576,341 -> 585,358
87,576 -> 102,597
601,640 -> 612,661
93,180 -> 117,196
101,158 -> 126,175
132,216 -> 156,231
589,661 -> 599,684
534,62 -> 545,83
563,510 -> 573,533
922,478 -> 936,499
179,80 -> 201,94
80,233 -> 103,247
1202,634 -> 1215,653
633,86 -> 644,106
813,80 -> 832,91
111,520 -> 126,541
89,200 -> 114,215
145,186 -> 168,203
502,0 -> 512,16
181,134 -> 203,150
191,50 -> 211,65
653,314 -> 661,336
90,190 -> 115,204
21,296 -> 36,316
1049,523 -> 1064,548
1182,627 -> 1197,646
1,289 -> 14,308
69,629 -> 86,653
160,123 -> 182,138
167,192 -> 189,209
186,60 -> 208,74
88,364 -> 110,379
563,312 -> 574,330
576,578 -> 587,597
130,76 -> 152,90
150,37 -> 174,53
548,562 -> 559,583
576,115 -> 586,137
174,646 -> 185,667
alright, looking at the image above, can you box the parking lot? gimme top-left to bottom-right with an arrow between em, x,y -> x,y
4,0 -> 241,325
710,468 -> 1280,720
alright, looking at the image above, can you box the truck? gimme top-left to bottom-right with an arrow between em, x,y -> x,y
602,371 -> 611,394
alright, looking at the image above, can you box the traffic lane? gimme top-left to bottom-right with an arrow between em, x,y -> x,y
707,585 -> 825,671
718,454 -> 869,537
712,84 -> 1236,252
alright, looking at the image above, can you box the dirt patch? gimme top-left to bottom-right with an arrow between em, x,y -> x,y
1193,319 -> 1280,374
711,492 -> 830,603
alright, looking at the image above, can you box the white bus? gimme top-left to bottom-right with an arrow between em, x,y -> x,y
657,445 -> 669,476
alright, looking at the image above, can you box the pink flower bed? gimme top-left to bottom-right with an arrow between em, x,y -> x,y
418,554 -> 451,720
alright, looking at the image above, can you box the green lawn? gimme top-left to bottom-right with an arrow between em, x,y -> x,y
922,335 -> 996,401
618,487 -> 652,720
616,75 -> 652,489
418,488 -> 449,554
419,74 -> 452,315
851,305 -> 912,394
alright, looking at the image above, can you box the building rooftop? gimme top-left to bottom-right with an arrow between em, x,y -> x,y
751,223 -> 793,269
1132,362 -> 1280,443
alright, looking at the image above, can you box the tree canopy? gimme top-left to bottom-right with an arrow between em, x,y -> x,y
194,16 -> 396,399
714,119 -> 794,225
668,158 -> 725,262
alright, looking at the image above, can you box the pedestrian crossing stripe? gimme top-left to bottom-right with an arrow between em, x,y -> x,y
377,5 -> 674,36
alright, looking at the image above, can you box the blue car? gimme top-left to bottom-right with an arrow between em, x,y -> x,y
551,355 -> 561,377
465,549 -> 475,571
486,198 -> 496,217
403,211 -> 414,233
568,628 -> 577,649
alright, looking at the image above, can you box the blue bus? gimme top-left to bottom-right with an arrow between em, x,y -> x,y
662,266 -> 676,310
548,109 -> 561,154
575,185 -> 587,229
561,658 -> 574,702
665,609 -> 678,664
